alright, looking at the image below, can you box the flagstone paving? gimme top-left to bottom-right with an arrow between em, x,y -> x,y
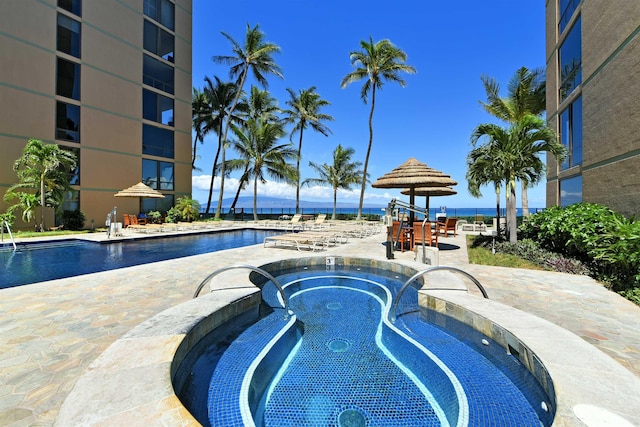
0,225 -> 639,426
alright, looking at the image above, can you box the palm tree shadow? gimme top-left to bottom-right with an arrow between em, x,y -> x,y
435,242 -> 460,251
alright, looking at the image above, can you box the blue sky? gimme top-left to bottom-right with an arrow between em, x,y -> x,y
191,0 -> 547,209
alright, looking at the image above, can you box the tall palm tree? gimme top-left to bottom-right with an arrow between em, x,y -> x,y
4,138 -> 77,231
229,85 -> 281,211
471,114 -> 566,243
282,86 -> 334,214
227,119 -> 296,221
212,23 -> 283,219
201,76 -> 245,214
303,144 -> 363,220
480,67 -> 546,215
341,37 -> 416,219
191,87 -> 210,170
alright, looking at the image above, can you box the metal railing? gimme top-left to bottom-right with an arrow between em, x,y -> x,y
1,220 -> 17,251
193,264 -> 292,319
390,266 -> 489,323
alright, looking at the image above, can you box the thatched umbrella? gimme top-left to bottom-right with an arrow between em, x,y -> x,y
372,157 -> 457,223
114,182 -> 165,199
401,186 -> 457,219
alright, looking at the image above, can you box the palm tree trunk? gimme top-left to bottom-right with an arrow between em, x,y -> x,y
253,177 -> 259,222
206,120 -> 224,214
521,182 -> 529,216
358,86 -> 376,220
215,71 -> 247,220
191,132 -> 200,170
230,167 -> 249,210
332,186 -> 337,220
40,173 -> 46,231
295,128 -> 304,214
507,177 -> 517,244
495,185 -> 501,235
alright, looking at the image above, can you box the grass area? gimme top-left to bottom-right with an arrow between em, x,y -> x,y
11,229 -> 96,239
466,235 -> 544,270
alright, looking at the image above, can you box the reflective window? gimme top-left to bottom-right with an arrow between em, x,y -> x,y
142,194 -> 174,213
560,175 -> 582,206
559,0 -> 579,33
62,146 -> 80,185
57,57 -> 80,100
143,54 -> 174,94
142,124 -> 174,158
60,189 -> 80,212
560,95 -> 582,170
142,159 -> 174,190
56,101 -> 80,142
559,17 -> 582,101
143,0 -> 174,31
58,0 -> 81,17
143,89 -> 174,126
57,14 -> 81,58
143,20 -> 174,62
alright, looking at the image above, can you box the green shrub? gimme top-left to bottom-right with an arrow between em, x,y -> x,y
166,207 -> 181,223
60,209 -> 86,231
147,210 -> 162,224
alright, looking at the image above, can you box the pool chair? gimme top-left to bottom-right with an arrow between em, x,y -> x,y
305,214 -> 329,230
263,231 -> 330,251
437,217 -> 458,237
391,221 -> 411,252
412,221 -> 438,250
284,213 -> 303,231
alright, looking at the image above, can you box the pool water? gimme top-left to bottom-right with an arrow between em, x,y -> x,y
197,269 -> 552,427
0,229 -> 280,289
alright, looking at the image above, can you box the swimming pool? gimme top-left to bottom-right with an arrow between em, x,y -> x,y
177,262 -> 553,427
0,229 -> 280,289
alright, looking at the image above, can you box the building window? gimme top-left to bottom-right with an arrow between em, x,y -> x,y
142,124 -> 174,158
61,146 -> 80,185
58,0 -> 81,17
61,189 -> 80,212
143,89 -> 174,126
560,175 -> 582,206
142,159 -> 174,190
559,0 -> 579,33
142,194 -> 174,213
143,20 -> 174,62
143,0 -> 175,31
57,14 -> 81,58
560,95 -> 582,170
559,16 -> 582,101
143,54 -> 174,94
57,57 -> 80,100
56,101 -> 80,142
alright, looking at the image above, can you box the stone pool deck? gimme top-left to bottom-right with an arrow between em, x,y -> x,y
1,224 -> 639,426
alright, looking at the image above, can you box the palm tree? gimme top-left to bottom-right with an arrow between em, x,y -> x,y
201,76 -> 245,214
303,144 -> 363,220
341,37 -> 416,220
466,142 -> 505,233
480,67 -> 546,215
175,196 -> 201,222
227,119 -> 296,221
471,114 -> 566,243
282,86 -> 334,214
229,85 -> 281,211
191,87 -> 210,170
212,23 -> 283,219
4,138 -> 77,231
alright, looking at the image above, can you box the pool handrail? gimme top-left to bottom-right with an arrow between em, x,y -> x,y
193,264 -> 291,318
1,220 -> 17,251
390,266 -> 489,323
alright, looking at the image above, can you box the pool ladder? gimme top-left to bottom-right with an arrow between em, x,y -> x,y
1,220 -> 17,251
193,264 -> 292,318
390,266 -> 489,323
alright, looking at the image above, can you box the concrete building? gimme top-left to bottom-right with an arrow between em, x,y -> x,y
545,1 -> 640,217
0,0 -> 192,230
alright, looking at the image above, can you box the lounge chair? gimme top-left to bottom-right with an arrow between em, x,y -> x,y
437,217 -> 458,237
474,214 -> 487,232
284,213 -> 303,231
305,214 -> 328,230
391,221 -> 411,252
264,231 -> 330,251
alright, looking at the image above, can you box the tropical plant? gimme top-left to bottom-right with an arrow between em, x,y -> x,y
230,86 -> 281,211
212,23 -> 283,220
0,211 -> 15,229
60,209 -> 86,231
282,86 -> 334,213
147,210 -> 163,224
341,37 -> 416,220
227,118 -> 296,221
466,143 -> 505,234
174,196 -> 201,222
470,115 -> 566,243
479,67 -> 547,215
165,206 -> 181,223
201,75 -> 246,214
4,138 -> 77,231
303,144 -> 363,220
192,86 -> 211,170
